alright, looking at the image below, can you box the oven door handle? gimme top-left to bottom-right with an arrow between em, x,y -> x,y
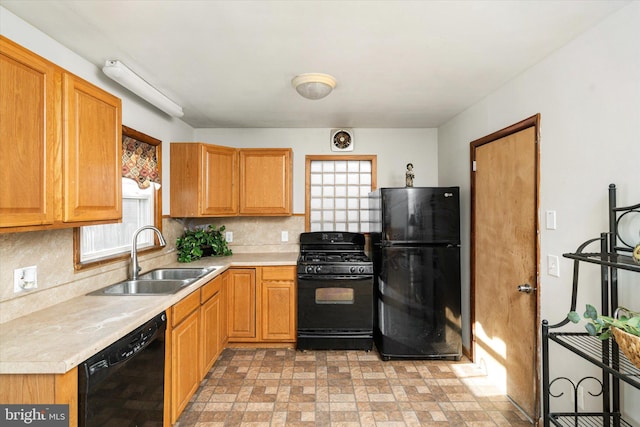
297,274 -> 373,281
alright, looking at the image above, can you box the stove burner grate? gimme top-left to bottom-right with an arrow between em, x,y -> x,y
300,252 -> 371,264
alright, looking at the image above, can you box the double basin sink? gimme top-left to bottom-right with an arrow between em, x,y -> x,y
89,267 -> 218,296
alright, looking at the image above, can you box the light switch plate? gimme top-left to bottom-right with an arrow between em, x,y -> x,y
225,231 -> 233,243
547,254 -> 560,277
546,211 -> 557,230
281,231 -> 289,242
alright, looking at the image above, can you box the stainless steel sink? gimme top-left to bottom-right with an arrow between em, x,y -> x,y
138,267 -> 216,281
89,279 -> 191,295
88,267 -> 218,296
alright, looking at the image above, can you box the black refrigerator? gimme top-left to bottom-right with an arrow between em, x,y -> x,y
369,187 -> 462,360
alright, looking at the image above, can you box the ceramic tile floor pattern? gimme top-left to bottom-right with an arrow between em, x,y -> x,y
175,348 -> 531,427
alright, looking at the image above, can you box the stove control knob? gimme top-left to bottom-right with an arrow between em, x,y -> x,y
358,266 -> 365,273
315,266 -> 322,273
349,266 -> 357,273
306,266 -> 314,274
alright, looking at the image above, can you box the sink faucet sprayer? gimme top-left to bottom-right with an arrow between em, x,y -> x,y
130,226 -> 167,280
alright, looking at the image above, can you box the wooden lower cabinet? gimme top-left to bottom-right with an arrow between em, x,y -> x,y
261,266 -> 297,342
200,275 -> 224,377
227,268 -> 257,340
169,291 -> 200,424
228,266 -> 296,343
0,369 -> 78,426
169,274 -> 227,424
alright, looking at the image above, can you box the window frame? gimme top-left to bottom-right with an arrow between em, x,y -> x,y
305,155 -> 377,232
73,125 -> 163,271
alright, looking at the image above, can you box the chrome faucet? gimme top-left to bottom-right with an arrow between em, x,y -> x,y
130,225 -> 167,280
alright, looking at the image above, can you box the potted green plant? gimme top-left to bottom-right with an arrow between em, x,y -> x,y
176,224 -> 232,263
569,304 -> 640,368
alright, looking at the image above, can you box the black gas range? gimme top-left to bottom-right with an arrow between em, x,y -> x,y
296,232 -> 374,351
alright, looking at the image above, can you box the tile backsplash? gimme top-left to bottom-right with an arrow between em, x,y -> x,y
0,216 -> 304,323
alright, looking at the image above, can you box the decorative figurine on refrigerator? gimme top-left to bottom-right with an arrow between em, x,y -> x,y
405,163 -> 414,187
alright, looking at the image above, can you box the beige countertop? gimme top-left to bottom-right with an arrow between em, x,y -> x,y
0,253 -> 297,375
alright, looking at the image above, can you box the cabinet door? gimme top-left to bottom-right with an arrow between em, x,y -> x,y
170,309 -> 200,424
261,266 -> 296,341
200,293 -> 220,377
201,144 -> 238,216
62,73 -> 122,222
0,369 -> 78,426
0,37 -> 57,228
227,268 -> 256,340
239,149 -> 292,215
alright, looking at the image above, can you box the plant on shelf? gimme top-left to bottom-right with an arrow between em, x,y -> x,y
176,224 -> 232,263
569,304 -> 640,368
568,304 -> 640,339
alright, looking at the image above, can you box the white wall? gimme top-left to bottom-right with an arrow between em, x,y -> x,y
193,128 -> 439,214
438,2 -> 639,420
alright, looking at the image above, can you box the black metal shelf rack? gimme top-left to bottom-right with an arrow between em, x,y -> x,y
542,184 -> 640,427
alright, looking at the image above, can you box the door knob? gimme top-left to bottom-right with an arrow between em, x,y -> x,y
517,284 -> 536,293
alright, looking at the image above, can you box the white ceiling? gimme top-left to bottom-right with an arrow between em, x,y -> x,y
1,0 -> 628,128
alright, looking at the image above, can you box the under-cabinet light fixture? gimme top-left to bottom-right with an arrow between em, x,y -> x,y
102,60 -> 184,117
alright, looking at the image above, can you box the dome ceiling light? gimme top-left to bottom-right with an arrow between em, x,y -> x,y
291,73 -> 336,100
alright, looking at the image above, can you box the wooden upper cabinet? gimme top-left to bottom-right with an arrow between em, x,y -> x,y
202,144 -> 238,216
170,143 -> 238,217
0,36 -> 122,232
62,73 -> 122,222
170,144 -> 292,217
239,148 -> 292,216
0,36 -> 57,228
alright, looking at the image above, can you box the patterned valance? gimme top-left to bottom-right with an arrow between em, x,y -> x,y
122,136 -> 160,189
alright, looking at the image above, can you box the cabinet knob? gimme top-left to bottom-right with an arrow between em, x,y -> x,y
517,284 -> 536,294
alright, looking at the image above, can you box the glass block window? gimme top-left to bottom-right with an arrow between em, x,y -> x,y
307,157 -> 376,232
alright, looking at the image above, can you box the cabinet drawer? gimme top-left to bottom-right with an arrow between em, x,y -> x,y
201,275 -> 222,303
261,266 -> 296,282
172,291 -> 200,326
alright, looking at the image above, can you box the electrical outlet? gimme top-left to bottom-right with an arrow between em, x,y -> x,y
281,231 -> 289,242
548,255 -> 560,277
225,231 -> 233,242
14,266 -> 38,292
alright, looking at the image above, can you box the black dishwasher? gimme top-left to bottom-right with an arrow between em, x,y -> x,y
78,312 -> 166,427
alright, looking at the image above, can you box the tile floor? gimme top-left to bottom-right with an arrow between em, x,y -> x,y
175,348 -> 532,426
